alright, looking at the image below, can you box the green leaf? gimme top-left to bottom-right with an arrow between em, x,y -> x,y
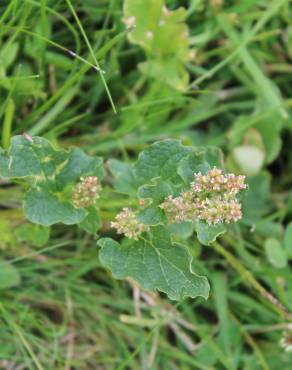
138,179 -> 172,203
16,223 -> 50,247
178,147 -> 223,184
168,221 -> 194,239
242,172 -> 271,225
79,207 -> 102,234
0,136 -> 103,226
195,221 -> 226,246
0,42 -> 19,69
55,147 -> 104,188
284,223 -> 292,258
134,140 -> 191,185
137,206 -> 166,226
24,187 -> 86,226
138,59 -> 189,91
0,261 -> 20,289
124,0 -> 192,90
108,159 -> 137,195
98,226 -> 209,300
264,238 -> 287,268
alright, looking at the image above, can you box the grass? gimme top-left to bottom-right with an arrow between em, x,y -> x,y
0,0 -> 292,369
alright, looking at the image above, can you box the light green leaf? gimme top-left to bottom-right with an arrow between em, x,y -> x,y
79,207 -> 102,234
242,172 -> 271,225
264,238 -> 287,268
284,223 -> 292,258
233,145 -> 264,176
16,223 -> 50,247
0,43 -> 19,69
0,261 -> 20,289
98,226 -> 209,300
195,221 -> 226,246
124,0 -> 191,90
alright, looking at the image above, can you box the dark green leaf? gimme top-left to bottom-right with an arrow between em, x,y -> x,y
98,226 -> 209,300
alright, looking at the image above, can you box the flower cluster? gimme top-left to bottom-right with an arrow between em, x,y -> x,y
160,168 -> 246,225
280,329 -> 292,352
72,176 -> 101,208
191,168 -> 246,194
111,208 -> 146,240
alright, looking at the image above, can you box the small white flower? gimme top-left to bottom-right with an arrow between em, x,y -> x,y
123,16 -> 136,29
146,31 -> 153,39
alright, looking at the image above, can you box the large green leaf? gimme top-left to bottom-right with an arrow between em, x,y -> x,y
0,136 -> 103,226
24,187 -> 86,226
98,226 -> 209,300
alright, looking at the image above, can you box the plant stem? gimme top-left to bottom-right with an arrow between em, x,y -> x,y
2,99 -> 14,150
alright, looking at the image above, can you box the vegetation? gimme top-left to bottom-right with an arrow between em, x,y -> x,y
0,0 -> 292,369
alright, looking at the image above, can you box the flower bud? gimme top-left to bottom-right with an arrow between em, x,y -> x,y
72,176 -> 101,208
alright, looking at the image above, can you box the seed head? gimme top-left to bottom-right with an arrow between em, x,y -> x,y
111,208 -> 146,240
72,176 -> 101,208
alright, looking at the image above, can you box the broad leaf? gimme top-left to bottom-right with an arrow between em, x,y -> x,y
98,226 -> 209,300
24,187 -> 86,226
0,136 -> 103,226
134,139 -> 191,184
178,147 -> 223,184
79,207 -> 102,234
108,159 -> 137,195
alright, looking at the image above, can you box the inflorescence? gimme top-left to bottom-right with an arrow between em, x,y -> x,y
111,208 -> 146,240
160,168 -> 246,225
111,168 -> 247,239
72,176 -> 101,208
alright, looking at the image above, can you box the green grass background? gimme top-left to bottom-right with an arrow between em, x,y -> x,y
0,0 -> 292,369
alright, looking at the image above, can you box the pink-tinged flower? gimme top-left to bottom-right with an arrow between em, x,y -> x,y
160,167 -> 246,226
224,173 -> 247,194
111,208 -> 146,240
72,176 -> 101,208
191,168 -> 246,195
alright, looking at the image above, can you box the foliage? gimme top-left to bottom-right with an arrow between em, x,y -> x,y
0,0 -> 292,368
